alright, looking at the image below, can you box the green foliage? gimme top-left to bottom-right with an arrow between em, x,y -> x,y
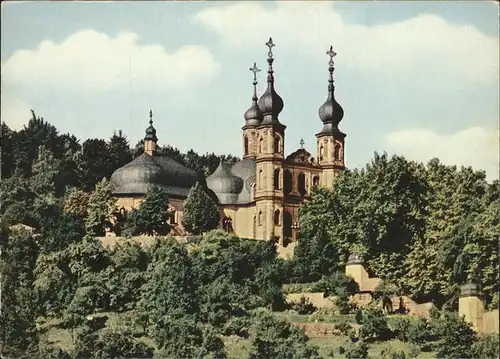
85,179 -> 117,237
248,309 -> 321,359
291,296 -> 317,315
73,322 -> 154,359
129,185 -> 172,236
345,340 -> 369,359
106,242 -> 148,311
356,307 -> 392,341
182,182 -> 220,235
434,312 -> 477,359
320,272 -> 359,314
63,187 -> 90,219
0,228 -> 40,358
472,334 -> 500,359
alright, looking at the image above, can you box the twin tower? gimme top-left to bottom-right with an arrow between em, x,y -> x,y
237,38 -> 346,242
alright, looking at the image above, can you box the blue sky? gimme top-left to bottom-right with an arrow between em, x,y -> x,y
1,1 -> 499,180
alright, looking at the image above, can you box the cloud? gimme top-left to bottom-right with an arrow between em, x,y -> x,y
192,2 -> 498,84
384,127 -> 499,181
2,29 -> 221,92
0,93 -> 32,131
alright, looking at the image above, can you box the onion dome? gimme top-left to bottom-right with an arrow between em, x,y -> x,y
318,46 -> 345,136
243,63 -> 263,128
206,161 -> 244,205
144,110 -> 157,142
258,38 -> 285,126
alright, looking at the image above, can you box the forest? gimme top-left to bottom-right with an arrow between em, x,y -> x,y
1,111 -> 499,359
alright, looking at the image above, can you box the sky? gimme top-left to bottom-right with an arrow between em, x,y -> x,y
1,1 -> 499,181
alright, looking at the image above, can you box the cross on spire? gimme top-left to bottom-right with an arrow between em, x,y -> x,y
149,109 -> 153,125
249,62 -> 261,84
299,138 -> 305,149
266,37 -> 275,58
326,45 -> 337,63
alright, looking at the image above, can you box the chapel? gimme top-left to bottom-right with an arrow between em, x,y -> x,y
109,38 -> 346,244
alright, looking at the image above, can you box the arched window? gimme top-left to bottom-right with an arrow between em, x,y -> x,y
222,217 -> 233,233
334,143 -> 341,161
298,173 -> 306,196
259,137 -> 264,153
244,136 -> 249,155
284,170 -> 292,195
250,181 -> 256,201
274,209 -> 280,225
258,211 -> 263,226
273,168 -> 280,190
319,145 -> 324,161
283,211 -> 292,238
274,135 -> 280,153
258,169 -> 263,189
313,175 -> 320,187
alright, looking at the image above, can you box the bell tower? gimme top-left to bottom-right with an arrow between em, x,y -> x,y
144,110 -> 158,156
255,38 -> 286,241
316,46 -> 346,188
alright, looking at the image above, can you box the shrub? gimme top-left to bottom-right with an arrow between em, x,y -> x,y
334,319 -> 355,337
434,312 -> 476,359
390,316 -> 411,342
472,334 -> 500,359
345,341 -> 369,359
292,296 -> 317,315
357,307 -> 392,341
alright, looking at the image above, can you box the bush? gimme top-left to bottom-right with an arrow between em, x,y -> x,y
357,307 -> 392,341
434,312 -> 476,359
472,334 -> 500,359
390,316 -> 411,342
291,296 -> 317,315
345,341 -> 369,359
334,319 -> 355,337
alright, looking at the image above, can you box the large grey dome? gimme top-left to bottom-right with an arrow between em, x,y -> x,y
206,161 -> 244,205
110,153 -> 203,198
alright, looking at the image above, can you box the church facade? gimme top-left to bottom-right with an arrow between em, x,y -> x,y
110,38 -> 346,244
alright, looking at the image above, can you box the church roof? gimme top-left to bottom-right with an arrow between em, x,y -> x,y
110,153 -> 203,198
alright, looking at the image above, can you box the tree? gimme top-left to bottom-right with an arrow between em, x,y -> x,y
85,179 -> 117,237
182,182 -> 220,235
63,187 -> 90,220
0,227 -> 40,358
248,309 -> 320,359
76,138 -> 113,190
108,130 -> 132,172
30,145 -> 61,206
132,185 -> 171,235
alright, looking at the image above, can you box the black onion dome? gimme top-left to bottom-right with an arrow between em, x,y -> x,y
318,91 -> 344,126
110,153 -> 201,198
244,62 -> 263,128
231,159 -> 257,204
318,46 -> 345,136
144,110 -> 158,141
244,102 -> 262,127
206,161 -> 244,205
258,38 -> 285,126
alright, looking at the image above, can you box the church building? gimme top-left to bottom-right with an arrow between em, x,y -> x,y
110,38 -> 346,244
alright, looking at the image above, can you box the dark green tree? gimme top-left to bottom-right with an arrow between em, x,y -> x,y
0,227 -> 40,358
182,182 -> 220,235
132,185 -> 171,236
108,130 -> 132,172
85,179 -> 116,237
248,309 -> 320,359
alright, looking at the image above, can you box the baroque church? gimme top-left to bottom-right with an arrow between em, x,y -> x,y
110,38 -> 346,244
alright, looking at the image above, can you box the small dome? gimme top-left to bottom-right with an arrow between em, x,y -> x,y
244,102 -> 262,127
319,92 -> 344,126
145,110 -> 158,141
258,83 -> 284,124
206,161 -> 244,205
